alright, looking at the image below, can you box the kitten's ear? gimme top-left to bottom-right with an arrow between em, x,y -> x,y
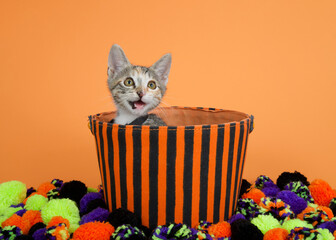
108,44 -> 130,77
150,53 -> 172,86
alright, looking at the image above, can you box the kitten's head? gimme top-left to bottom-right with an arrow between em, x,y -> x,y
107,44 -> 171,117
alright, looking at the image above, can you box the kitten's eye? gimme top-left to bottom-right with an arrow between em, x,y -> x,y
124,78 -> 135,87
148,81 -> 157,90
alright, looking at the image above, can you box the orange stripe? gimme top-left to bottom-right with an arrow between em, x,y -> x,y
219,124 -> 230,221
207,125 -> 218,223
229,123 -> 240,217
112,125 -> 121,208
191,126 -> 202,227
157,126 -> 168,226
125,126 -> 134,212
141,126 -> 150,227
102,123 -> 112,211
175,126 -> 185,223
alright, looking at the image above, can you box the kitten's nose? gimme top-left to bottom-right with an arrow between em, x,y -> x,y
137,91 -> 144,98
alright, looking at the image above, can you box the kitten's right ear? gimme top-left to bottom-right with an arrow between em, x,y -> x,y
107,44 -> 130,77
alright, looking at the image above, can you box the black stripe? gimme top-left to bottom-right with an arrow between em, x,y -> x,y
107,125 -> 116,210
199,125 -> 210,221
132,128 -> 142,223
213,126 -> 225,222
149,126 -> 159,228
166,127 -> 177,223
183,126 -> 194,225
224,123 -> 236,220
118,127 -> 127,209
238,120 -> 250,199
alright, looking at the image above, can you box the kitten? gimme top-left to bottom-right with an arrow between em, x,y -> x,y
107,44 -> 171,126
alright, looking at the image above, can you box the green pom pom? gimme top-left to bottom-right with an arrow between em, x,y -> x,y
0,206 -> 24,225
87,187 -> 98,193
316,228 -> 334,240
41,198 -> 80,233
282,219 -> 313,232
251,214 -> 281,234
0,181 -> 26,211
25,194 -> 48,211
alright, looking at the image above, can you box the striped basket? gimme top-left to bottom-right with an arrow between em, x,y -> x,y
88,106 -> 254,229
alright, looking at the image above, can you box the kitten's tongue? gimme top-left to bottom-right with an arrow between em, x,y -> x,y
134,100 -> 146,109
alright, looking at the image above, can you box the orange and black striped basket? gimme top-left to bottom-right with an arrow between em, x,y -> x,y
88,106 -> 254,229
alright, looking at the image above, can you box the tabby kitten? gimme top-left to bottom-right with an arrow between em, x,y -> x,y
107,44 -> 171,126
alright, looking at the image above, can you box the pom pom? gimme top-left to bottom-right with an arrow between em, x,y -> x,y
250,214 -> 281,234
41,198 -> 80,233
0,181 -> 26,211
28,222 -> 46,236
37,183 -> 56,196
276,190 -> 307,215
276,171 -> 309,190
309,179 -> 335,206
26,187 -> 36,198
24,194 -> 48,211
263,228 -> 288,240
46,223 -> 70,240
284,181 -> 314,203
317,221 -> 336,234
239,179 -> 252,198
22,210 -> 43,230
255,175 -> 274,189
227,213 -> 246,224
2,214 -> 29,234
72,222 -> 114,240
329,198 -> 336,216
58,180 -> 87,206
46,189 -> 60,200
32,228 -> 47,240
46,216 -> 70,229
302,208 -> 330,226
195,220 -> 212,232
0,206 -> 24,225
79,192 -> 104,215
262,185 -> 280,198
235,198 -> 264,220
14,235 -> 34,240
107,208 -> 140,229
111,224 -> 147,240
282,219 -> 313,232
151,223 -> 192,239
230,219 -> 263,240
51,179 -> 63,188
242,188 -> 265,205
80,207 -> 110,225
259,197 -> 294,222
287,227 -> 319,240
0,226 -> 23,239
207,221 -> 231,238
316,228 -> 335,240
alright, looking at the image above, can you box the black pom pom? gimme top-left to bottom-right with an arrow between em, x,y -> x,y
276,171 -> 309,189
28,222 -> 46,236
107,208 -> 141,228
15,235 -> 34,240
81,198 -> 108,216
58,180 -> 87,206
239,179 -> 252,198
231,219 -> 263,240
329,198 -> 336,216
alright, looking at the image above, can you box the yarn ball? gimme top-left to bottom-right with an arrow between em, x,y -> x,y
284,181 -> 314,203
276,190 -> 307,215
0,226 -> 23,239
72,221 -> 114,240
316,228 -> 335,240
28,222 -> 46,236
230,219 -> 263,240
32,228 -> 47,240
242,188 -> 265,205
26,187 -> 36,198
46,216 -> 70,229
263,228 -> 288,240
0,181 -> 26,212
250,214 -> 281,234
195,220 -> 212,232
276,171 -> 309,190
282,219 -> 313,232
207,221 -> 231,238
2,214 -> 29,234
40,198 -> 80,233
302,209 -> 330,226
239,179 -> 252,198
46,189 -> 60,200
309,179 -> 336,206
235,198 -> 264,220
287,227 -> 319,240
51,179 -> 63,188
255,175 -> 274,189
58,180 -> 87,206
79,207 -> 110,225
79,192 -> 105,216
259,197 -> 294,222
317,221 -> 336,234
24,194 -> 48,211
111,224 -> 147,240
0,205 -> 23,225
37,183 -> 56,196
262,185 -> 280,198
46,223 -> 70,240
107,208 -> 140,229
329,198 -> 336,216
14,235 -> 34,240
151,223 -> 192,240
227,214 -> 246,224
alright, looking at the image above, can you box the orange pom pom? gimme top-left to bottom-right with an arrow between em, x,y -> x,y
264,228 -> 289,240
72,222 -> 114,240
317,206 -> 334,219
309,179 -> 334,206
1,214 -> 30,234
23,192 -> 47,205
47,216 -> 70,229
242,188 -> 265,205
37,182 -> 56,195
22,210 -> 43,228
51,224 -> 70,240
297,206 -> 315,220
208,221 -> 231,238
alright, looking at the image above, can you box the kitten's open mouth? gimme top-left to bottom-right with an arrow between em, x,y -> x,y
130,100 -> 146,110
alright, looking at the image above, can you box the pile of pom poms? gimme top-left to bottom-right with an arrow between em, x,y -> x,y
1,171 -> 336,239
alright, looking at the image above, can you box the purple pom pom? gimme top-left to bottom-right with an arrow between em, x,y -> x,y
79,207 -> 110,225
262,186 -> 280,198
317,221 -> 336,234
32,228 -> 48,240
79,192 -> 103,215
228,213 -> 246,224
277,190 -> 307,215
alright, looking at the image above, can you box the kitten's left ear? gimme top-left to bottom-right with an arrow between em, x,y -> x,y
150,53 -> 172,86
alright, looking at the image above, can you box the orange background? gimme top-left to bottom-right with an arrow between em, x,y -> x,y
1,1 -> 335,189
